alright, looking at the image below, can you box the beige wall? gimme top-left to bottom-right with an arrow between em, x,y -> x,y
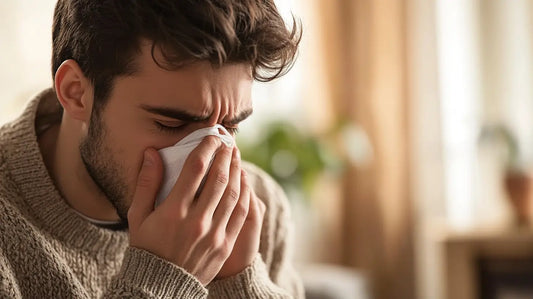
0,1 -> 56,124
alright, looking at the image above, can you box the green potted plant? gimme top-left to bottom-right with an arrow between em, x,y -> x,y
479,124 -> 533,227
237,121 -> 343,201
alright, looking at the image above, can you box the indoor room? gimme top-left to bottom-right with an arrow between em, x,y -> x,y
1,1 -> 532,299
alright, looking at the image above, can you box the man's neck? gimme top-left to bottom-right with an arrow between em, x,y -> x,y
38,119 -> 121,222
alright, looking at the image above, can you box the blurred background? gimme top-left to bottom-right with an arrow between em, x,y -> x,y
2,1 -> 533,298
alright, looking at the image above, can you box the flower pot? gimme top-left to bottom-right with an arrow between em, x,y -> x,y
504,171 -> 533,227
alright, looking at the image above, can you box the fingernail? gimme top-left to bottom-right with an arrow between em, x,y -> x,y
235,147 -> 241,159
143,150 -> 154,167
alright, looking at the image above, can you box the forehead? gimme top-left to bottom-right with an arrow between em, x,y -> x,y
110,41 -> 254,114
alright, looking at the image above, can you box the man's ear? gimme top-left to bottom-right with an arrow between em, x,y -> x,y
54,59 -> 93,122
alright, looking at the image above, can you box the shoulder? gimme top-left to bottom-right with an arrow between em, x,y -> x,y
0,141 -> 30,232
0,151 -> 13,209
0,141 -> 20,211
0,172 -> 24,229
241,162 -> 297,280
241,161 -> 293,248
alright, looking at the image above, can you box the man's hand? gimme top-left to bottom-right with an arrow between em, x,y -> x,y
128,137 -> 250,286
216,173 -> 266,279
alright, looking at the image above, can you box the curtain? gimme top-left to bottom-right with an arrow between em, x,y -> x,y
311,1 -> 415,298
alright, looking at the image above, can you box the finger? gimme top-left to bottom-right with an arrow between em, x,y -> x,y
251,190 -> 266,223
180,148 -> 239,272
186,160 -> 243,276
164,136 -> 221,210
192,144 -> 233,219
250,190 -> 266,225
225,170 -> 251,240
128,148 -> 163,231
247,191 -> 265,245
188,166 -> 246,279
211,147 -> 241,228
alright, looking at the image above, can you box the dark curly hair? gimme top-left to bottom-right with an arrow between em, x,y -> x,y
52,0 -> 301,108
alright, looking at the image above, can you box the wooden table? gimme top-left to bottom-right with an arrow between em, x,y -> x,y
443,228 -> 533,299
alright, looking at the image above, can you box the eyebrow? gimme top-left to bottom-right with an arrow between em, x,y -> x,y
140,104 -> 253,125
225,109 -> 253,126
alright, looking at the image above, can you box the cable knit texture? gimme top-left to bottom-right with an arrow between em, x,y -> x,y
0,89 -> 304,298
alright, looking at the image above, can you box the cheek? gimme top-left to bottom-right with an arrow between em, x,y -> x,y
100,103 -> 188,193
102,121 -> 152,190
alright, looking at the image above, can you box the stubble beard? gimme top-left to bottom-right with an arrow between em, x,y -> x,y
79,107 -> 130,224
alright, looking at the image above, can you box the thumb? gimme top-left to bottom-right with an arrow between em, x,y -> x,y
128,148 -> 163,230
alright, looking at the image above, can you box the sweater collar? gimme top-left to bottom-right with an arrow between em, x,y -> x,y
4,88 -> 128,258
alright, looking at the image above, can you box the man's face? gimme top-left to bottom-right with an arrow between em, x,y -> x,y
79,43 -> 253,221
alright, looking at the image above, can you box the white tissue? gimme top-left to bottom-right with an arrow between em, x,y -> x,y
155,124 -> 234,206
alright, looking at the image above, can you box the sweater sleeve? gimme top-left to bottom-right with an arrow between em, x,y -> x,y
207,254 -> 292,298
206,163 -> 305,298
102,247 -> 208,298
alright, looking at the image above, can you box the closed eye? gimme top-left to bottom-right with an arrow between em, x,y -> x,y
154,121 -> 186,133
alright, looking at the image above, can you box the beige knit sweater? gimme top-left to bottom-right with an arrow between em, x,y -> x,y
0,89 -> 304,298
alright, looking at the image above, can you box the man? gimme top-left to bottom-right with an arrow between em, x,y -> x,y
0,1 -> 303,298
